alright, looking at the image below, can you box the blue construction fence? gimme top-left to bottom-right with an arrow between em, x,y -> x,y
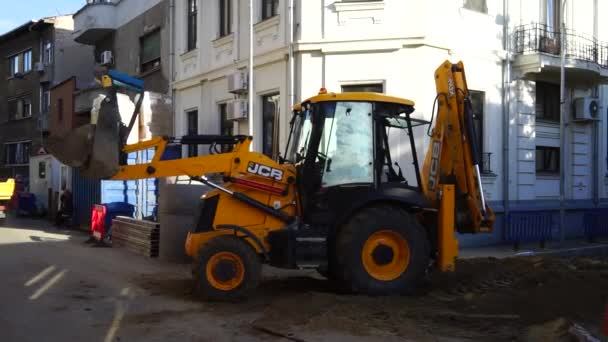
72,144 -> 182,226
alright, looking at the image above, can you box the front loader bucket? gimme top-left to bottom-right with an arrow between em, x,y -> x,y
48,93 -> 126,179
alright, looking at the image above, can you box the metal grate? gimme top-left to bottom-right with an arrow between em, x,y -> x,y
515,23 -> 608,69
583,209 -> 608,241
505,211 -> 553,243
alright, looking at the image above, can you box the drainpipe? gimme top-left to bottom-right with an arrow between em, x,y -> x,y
559,0 -> 567,244
593,85 -> 599,207
592,0 -> 599,208
248,0 -> 254,149
169,0 -> 176,136
502,0 -> 511,235
288,0 -> 295,111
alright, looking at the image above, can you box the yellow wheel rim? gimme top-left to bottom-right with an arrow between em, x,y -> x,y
205,251 -> 245,291
362,230 -> 410,281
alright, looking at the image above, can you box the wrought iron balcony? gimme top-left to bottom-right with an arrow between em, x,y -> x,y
515,23 -> 608,69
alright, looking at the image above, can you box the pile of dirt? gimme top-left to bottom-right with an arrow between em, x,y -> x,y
133,256 -> 608,341
250,256 -> 608,340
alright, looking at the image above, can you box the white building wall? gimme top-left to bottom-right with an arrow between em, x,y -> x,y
172,0 -> 608,210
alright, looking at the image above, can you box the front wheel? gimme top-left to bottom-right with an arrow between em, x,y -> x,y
194,235 -> 262,301
335,205 -> 430,295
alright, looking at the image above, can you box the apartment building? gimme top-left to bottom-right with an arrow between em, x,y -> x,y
70,0 -> 171,222
0,16 -> 93,186
172,0 -> 607,246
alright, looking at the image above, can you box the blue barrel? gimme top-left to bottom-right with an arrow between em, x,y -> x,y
104,202 -> 135,229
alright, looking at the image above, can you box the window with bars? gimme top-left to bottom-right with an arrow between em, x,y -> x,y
187,0 -> 197,51
536,81 -> 560,122
187,110 -> 199,157
262,93 -> 280,158
4,141 -> 31,165
262,0 -> 279,20
468,90 -> 489,173
536,146 -> 560,174
219,0 -> 232,37
219,103 -> 232,153
140,30 -> 161,73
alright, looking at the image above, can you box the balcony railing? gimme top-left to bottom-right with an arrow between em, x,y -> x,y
514,23 -> 608,69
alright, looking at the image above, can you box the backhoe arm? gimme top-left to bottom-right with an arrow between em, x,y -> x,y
421,61 -> 495,234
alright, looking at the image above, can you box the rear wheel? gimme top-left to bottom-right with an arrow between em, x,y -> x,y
194,235 -> 262,301
335,205 -> 430,295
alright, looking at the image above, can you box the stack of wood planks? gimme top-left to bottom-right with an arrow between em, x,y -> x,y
111,217 -> 159,257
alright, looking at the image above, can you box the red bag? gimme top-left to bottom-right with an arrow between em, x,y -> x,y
91,204 -> 107,241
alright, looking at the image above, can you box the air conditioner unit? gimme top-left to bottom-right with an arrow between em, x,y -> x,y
227,71 -> 248,94
573,97 -> 599,121
226,100 -> 248,121
35,62 -> 44,73
100,50 -> 113,65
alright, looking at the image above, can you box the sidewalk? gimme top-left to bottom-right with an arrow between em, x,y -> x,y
460,238 -> 608,259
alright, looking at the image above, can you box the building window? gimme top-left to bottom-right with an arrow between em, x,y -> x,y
140,30 -> 161,73
219,0 -> 232,37
219,103 -> 232,153
22,98 -> 32,118
468,90 -> 490,173
8,97 -> 32,120
536,81 -> 560,122
536,146 -> 560,174
463,0 -> 488,13
186,109 -> 198,157
4,141 -> 31,165
9,54 -> 20,77
58,98 -> 64,122
43,41 -> 53,65
23,50 -> 32,73
41,88 -> 50,114
262,93 -> 280,158
187,0 -> 198,51
341,83 -> 384,93
262,0 -> 279,20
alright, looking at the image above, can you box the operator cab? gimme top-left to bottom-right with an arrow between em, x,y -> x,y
284,90 -> 430,227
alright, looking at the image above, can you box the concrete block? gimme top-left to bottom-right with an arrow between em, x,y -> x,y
158,183 -> 209,216
159,214 -> 196,263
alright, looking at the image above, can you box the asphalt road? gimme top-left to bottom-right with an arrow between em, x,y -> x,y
0,218 -> 261,342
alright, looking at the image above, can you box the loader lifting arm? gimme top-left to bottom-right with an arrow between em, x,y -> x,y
421,61 -> 495,269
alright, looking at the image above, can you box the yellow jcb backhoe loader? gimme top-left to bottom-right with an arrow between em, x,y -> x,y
49,61 -> 494,300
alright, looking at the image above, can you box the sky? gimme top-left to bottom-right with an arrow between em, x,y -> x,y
0,0 -> 85,34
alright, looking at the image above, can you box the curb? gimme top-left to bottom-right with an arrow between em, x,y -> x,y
514,244 -> 608,258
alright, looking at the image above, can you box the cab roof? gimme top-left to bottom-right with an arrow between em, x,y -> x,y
300,92 -> 415,107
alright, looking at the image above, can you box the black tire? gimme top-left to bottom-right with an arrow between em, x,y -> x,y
194,235 -> 262,301
335,205 -> 430,295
